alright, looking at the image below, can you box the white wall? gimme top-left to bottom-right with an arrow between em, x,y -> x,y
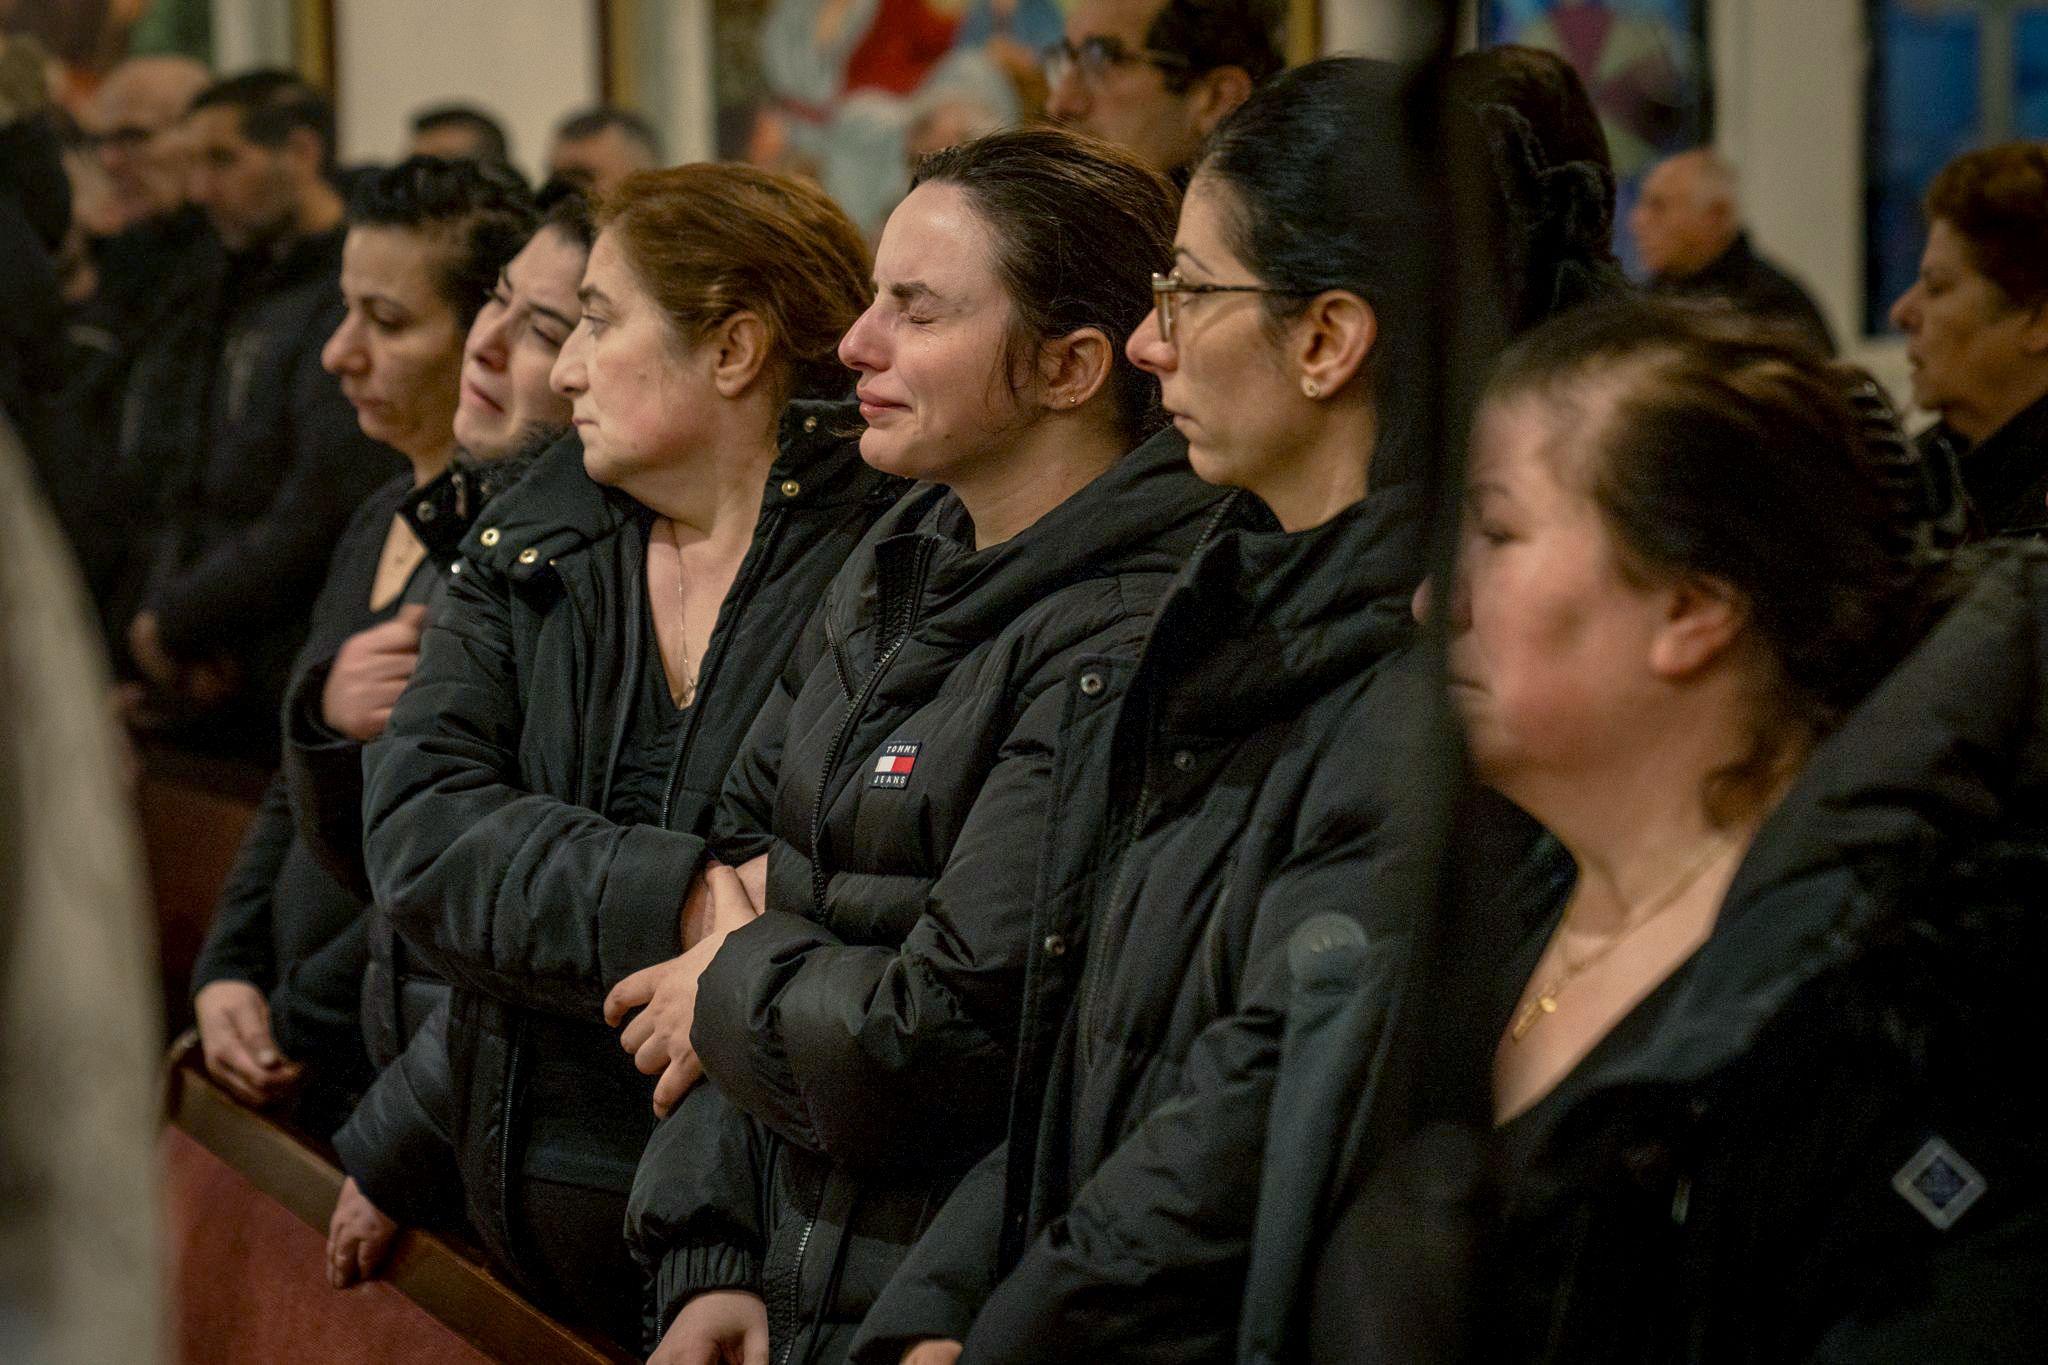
331,0 -> 600,183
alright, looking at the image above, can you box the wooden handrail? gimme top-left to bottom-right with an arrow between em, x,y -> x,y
164,1035 -> 637,1365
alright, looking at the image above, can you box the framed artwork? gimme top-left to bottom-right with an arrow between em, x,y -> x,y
1479,0 -> 1712,270
706,0 -> 1320,236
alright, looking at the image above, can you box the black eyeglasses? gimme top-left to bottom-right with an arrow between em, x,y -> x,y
1150,270 -> 1316,345
1043,36 -> 1192,88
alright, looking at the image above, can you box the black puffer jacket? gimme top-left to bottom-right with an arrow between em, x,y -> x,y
1301,545 -> 2048,1364
1924,388 -> 2048,540
851,481 -> 1443,1365
340,406 -> 900,1291
625,430 -> 1234,1364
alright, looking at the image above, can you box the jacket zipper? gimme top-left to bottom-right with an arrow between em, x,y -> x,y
659,507 -> 783,831
776,1210 -> 818,1365
806,537 -> 937,914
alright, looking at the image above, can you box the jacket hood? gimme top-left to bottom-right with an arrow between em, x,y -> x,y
1571,543 -> 2048,1095
1149,477 -> 1428,729
864,426 -> 1237,650
460,397 -> 875,583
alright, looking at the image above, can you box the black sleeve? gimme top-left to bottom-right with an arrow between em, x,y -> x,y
626,1081 -> 772,1336
330,998 -> 464,1230
960,698 -> 1438,1364
280,654 -> 373,900
361,557 -> 707,1019
709,594 -> 831,863
189,771 -> 294,995
850,1142 -> 1009,1365
266,911 -> 370,1065
692,659 -> 1074,1168
149,306 -> 396,659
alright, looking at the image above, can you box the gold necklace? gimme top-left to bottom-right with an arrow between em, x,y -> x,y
662,518 -> 698,707
1507,836 -> 1736,1044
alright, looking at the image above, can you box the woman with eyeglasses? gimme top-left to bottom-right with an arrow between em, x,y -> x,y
851,52 -> 1624,1365
617,125 -> 1235,1365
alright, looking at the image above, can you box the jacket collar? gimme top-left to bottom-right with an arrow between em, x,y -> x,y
1146,477 -> 1427,730
460,398 -> 876,582
1553,545 -> 2048,1099
399,449 -> 542,570
867,426 -> 1236,650
1949,387 -> 2048,535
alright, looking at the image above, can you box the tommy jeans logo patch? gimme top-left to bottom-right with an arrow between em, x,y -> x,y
870,742 -> 921,789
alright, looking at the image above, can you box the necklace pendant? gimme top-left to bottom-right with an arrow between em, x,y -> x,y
1509,993 -> 1558,1043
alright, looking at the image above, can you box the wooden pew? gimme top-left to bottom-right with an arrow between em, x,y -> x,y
165,1036 -> 637,1365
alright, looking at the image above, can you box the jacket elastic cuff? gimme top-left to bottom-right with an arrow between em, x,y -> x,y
598,825 -> 708,986
652,1243 -> 762,1337
284,658 -> 349,748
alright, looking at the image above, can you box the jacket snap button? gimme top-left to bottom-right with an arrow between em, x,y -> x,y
781,479 -> 802,497
415,500 -> 436,521
1078,672 -> 1105,696
803,415 -> 819,432
479,527 -> 500,546
1042,934 -> 1067,957
517,547 -> 540,565
1172,749 -> 1195,772
449,561 -> 463,575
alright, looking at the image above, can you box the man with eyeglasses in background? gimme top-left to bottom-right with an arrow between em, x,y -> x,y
1043,0 -> 1286,181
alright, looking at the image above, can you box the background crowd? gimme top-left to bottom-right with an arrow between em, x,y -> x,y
3,1 -> 2047,1364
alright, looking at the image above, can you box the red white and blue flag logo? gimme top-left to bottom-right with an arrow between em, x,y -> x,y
870,741 -> 921,789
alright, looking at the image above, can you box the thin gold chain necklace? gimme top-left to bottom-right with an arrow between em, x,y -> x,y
1508,836 -> 1736,1044
661,517 -> 698,707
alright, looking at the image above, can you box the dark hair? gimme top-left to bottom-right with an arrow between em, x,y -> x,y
1149,0 -> 1288,91
1485,297 -> 1950,817
410,103 -> 511,164
190,69 -> 336,175
534,180 -> 596,249
912,125 -> 1178,442
1449,45 -> 1625,330
1925,142 -> 2048,312
346,156 -> 538,329
555,105 -> 662,161
597,163 -> 869,403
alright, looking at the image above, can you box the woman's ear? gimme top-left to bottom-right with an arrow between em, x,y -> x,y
1190,66 -> 1255,138
1294,291 -> 1377,401
709,311 -> 771,398
1038,326 -> 1115,413
1649,575 -> 1747,679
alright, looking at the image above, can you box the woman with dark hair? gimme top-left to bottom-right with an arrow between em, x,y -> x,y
849,53 -> 1622,1365
616,125 -> 1232,1365
330,164 -> 900,1345
1891,142 -> 2048,539
190,155 -> 536,1127
1330,297 -> 2048,1362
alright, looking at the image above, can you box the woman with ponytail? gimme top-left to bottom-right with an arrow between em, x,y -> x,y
1302,296 -> 2048,1364
853,50 -> 1624,1365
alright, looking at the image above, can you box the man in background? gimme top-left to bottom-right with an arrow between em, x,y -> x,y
1632,147 -> 1836,355
408,103 -> 511,166
1044,0 -> 1285,180
545,105 -> 659,196
124,70 -> 399,759
82,54 -> 211,234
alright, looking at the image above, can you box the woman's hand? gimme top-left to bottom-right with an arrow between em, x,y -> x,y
194,979 -> 303,1107
735,853 -> 768,914
902,1341 -> 964,1365
327,1177 -> 400,1288
321,604 -> 428,741
607,866 -> 760,1116
649,1289 -> 770,1365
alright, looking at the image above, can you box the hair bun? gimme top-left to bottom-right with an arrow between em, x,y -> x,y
1478,102 -> 1618,316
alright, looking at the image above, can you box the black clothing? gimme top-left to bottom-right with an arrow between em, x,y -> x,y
853,482 -> 1441,1365
1299,546 -> 2048,1364
626,430 -> 1235,1364
191,457 -> 516,1106
1650,230 -> 1835,356
139,223 -> 401,757
341,409 -> 900,1343
1922,387 -> 2048,540
0,111 -> 68,437
34,208 -> 222,640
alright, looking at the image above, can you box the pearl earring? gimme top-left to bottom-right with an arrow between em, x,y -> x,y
1302,378 -> 1321,399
